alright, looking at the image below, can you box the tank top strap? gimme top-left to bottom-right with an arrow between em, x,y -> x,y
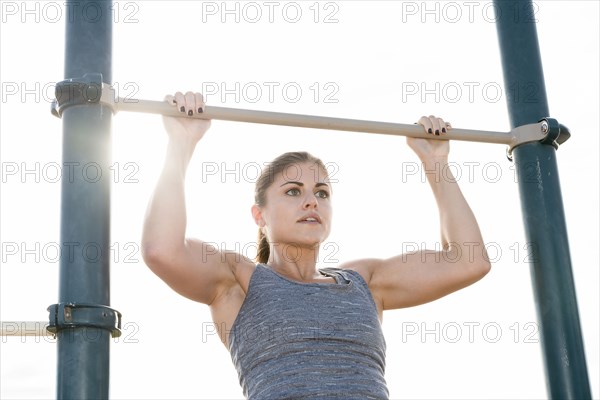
318,267 -> 352,284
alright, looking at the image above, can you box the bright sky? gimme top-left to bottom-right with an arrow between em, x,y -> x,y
1,1 -> 598,399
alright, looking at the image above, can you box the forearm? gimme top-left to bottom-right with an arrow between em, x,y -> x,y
422,156 -> 485,252
142,139 -> 197,257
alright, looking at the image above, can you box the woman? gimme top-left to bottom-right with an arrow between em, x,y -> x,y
142,92 -> 491,399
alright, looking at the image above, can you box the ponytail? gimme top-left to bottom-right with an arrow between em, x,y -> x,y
256,229 -> 270,264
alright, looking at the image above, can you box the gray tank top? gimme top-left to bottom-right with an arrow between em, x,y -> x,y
229,264 -> 388,399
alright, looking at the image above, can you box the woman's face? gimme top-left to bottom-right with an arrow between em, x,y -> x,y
253,161 -> 332,250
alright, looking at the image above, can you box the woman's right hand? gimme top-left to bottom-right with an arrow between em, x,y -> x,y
163,91 -> 212,145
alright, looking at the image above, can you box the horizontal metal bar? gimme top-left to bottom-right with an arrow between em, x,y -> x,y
100,84 -> 544,147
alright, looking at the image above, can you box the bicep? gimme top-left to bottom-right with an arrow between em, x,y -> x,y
143,238 -> 243,305
368,248 -> 489,310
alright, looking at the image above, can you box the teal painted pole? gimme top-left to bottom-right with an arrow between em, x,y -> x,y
494,0 -> 591,398
56,1 -> 113,397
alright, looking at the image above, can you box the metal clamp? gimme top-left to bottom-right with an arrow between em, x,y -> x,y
51,73 -> 104,117
540,117 -> 571,150
506,118 -> 571,161
47,302 -> 122,338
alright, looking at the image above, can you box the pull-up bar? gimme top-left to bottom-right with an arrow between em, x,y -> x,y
50,74 -> 570,159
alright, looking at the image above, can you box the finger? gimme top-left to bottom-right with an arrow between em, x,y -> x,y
174,91 -> 186,113
436,117 -> 448,134
417,116 -> 433,134
444,121 -> 452,131
194,92 -> 205,114
184,91 -> 196,116
429,115 -> 442,136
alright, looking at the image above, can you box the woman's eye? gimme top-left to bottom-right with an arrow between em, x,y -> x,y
316,190 -> 329,199
286,188 -> 301,196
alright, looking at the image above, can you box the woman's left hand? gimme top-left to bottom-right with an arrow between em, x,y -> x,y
408,115 -> 452,160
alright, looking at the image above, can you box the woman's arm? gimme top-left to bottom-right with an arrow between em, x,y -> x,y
348,116 -> 491,311
410,116 -> 485,253
141,92 -> 241,305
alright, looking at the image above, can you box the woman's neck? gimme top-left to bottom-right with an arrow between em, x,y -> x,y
267,245 -> 322,281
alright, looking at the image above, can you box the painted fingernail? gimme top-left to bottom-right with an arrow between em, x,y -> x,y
180,106 -> 185,113
442,128 -> 446,133
188,110 -> 193,116
435,130 -> 440,136
172,99 -> 177,104
428,128 -> 433,134
198,107 -> 204,114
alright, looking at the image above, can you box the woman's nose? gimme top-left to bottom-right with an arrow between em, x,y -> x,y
303,193 -> 318,209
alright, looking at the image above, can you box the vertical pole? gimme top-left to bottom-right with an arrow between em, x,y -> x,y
57,0 -> 113,398
494,1 -> 591,398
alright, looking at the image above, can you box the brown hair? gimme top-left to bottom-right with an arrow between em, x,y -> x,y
254,151 -> 328,264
